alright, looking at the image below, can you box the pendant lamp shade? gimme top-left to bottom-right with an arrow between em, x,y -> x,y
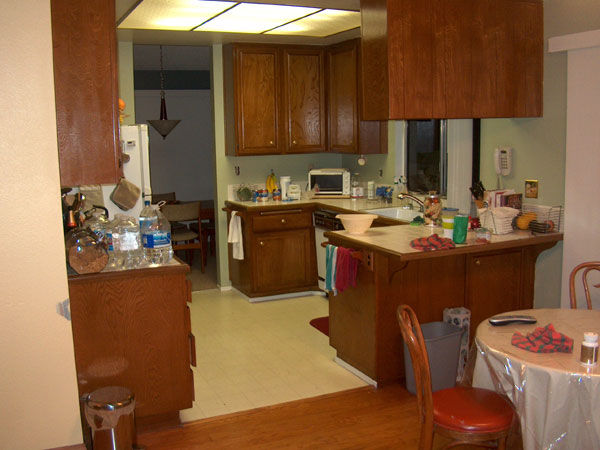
147,46 -> 181,139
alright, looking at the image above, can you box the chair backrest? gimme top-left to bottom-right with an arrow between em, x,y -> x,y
151,192 -> 176,204
569,261 -> 600,309
161,202 -> 200,223
397,305 -> 434,447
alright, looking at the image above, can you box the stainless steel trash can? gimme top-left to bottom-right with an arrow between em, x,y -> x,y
84,386 -> 136,450
404,321 -> 463,394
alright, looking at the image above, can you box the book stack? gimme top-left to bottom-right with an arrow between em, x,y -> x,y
483,190 -> 522,210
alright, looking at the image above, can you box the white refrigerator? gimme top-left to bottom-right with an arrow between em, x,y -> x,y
100,124 -> 152,219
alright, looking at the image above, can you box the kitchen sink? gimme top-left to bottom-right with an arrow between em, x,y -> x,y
361,206 -> 423,222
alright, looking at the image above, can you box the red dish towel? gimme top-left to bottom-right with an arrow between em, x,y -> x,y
511,323 -> 573,353
410,234 -> 456,251
335,247 -> 359,293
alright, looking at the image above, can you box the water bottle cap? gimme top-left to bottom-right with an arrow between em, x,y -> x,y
145,200 -> 151,206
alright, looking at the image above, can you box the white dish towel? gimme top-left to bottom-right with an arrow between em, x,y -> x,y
228,211 -> 244,260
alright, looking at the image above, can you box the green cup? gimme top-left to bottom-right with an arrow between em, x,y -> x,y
453,215 -> 469,244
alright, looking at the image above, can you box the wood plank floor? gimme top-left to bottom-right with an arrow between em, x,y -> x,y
137,384 -> 520,449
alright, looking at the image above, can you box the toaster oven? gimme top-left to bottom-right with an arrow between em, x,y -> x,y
308,169 -> 351,196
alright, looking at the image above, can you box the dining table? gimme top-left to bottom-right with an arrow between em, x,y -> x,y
473,308 -> 600,450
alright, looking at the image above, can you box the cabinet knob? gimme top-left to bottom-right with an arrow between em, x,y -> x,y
269,140 -> 274,145
292,140 -> 297,145
260,241 -> 264,246
281,219 -> 286,224
475,260 -> 481,266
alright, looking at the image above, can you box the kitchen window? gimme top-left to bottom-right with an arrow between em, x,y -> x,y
396,119 -> 475,214
406,119 -> 447,196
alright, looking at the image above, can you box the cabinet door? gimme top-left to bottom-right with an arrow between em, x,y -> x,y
466,250 -> 522,339
282,49 -> 327,153
328,42 -> 358,153
253,229 -> 313,292
235,47 -> 281,154
51,0 -> 122,186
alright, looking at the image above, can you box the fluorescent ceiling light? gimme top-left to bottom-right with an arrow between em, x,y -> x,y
265,9 -> 360,37
195,3 -> 320,34
118,0 -> 236,31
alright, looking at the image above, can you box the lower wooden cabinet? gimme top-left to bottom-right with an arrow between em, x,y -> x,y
327,237 -> 559,383
226,204 -> 319,297
68,262 -> 194,430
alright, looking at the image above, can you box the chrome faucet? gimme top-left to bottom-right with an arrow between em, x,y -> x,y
397,193 -> 425,212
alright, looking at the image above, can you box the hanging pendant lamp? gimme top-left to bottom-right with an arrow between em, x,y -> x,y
147,45 -> 181,139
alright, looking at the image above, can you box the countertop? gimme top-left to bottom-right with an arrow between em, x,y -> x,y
225,196 -> 563,260
324,225 -> 563,260
225,196 -> 408,213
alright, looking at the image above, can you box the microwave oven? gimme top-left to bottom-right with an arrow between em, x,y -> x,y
308,169 -> 351,196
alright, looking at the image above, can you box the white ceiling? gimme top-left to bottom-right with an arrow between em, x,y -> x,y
116,0 -> 361,46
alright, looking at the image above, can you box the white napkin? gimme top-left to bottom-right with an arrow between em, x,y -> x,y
228,211 -> 244,260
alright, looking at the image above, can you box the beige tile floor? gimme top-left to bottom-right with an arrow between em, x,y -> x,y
179,290 -> 367,422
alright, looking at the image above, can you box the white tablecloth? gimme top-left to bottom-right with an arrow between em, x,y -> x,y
473,308 -> 600,450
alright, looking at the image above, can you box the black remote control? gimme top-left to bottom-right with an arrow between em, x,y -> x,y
488,315 -> 537,326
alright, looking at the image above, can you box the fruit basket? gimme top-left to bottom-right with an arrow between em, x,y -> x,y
513,204 -> 563,233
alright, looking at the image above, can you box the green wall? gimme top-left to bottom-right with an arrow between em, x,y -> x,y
479,0 -> 600,308
118,39 -> 136,126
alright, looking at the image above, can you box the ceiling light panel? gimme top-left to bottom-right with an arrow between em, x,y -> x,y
118,0 -> 236,31
265,9 -> 360,37
195,3 -> 319,34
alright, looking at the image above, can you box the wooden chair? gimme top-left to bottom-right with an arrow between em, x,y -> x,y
190,220 -> 215,265
151,192 -> 177,204
569,261 -> 600,309
397,305 -> 515,450
161,202 -> 205,272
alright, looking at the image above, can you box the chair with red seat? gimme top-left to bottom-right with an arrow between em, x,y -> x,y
569,261 -> 600,309
397,305 -> 515,450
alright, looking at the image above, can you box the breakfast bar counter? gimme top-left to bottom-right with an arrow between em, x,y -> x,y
322,226 -> 563,385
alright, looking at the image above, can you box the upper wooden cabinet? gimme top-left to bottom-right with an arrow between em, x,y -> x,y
51,0 -> 122,187
233,46 -> 282,155
283,48 -> 327,153
328,40 -> 388,155
360,0 -> 543,120
224,42 -> 387,156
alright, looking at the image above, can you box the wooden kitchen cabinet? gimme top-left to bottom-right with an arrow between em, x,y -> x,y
283,48 -> 327,153
326,233 -> 560,384
68,262 -> 194,430
232,46 -> 281,155
51,0 -> 122,187
328,40 -> 388,154
225,203 -> 319,298
224,41 -> 386,156
360,0 -> 543,120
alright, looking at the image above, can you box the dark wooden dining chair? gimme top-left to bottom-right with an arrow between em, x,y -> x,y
160,202 -> 205,272
397,305 -> 515,450
151,192 -> 177,204
569,261 -> 600,309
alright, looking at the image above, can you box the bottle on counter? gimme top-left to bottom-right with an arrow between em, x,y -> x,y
111,214 -> 143,270
140,201 -> 173,265
580,332 -> 598,365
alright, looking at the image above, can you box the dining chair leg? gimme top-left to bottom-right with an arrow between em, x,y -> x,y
498,435 -> 508,450
199,239 -> 205,273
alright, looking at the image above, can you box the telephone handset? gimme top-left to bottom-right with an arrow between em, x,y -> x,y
494,147 -> 512,176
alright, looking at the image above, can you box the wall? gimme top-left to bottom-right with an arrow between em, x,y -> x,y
118,39 -> 136,126
0,1 -> 82,448
479,0 -> 600,308
135,90 -> 215,201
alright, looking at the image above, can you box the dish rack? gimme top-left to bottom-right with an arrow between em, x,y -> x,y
478,207 -> 520,235
516,204 -> 564,233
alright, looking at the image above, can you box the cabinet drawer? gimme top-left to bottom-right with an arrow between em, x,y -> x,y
252,210 -> 312,232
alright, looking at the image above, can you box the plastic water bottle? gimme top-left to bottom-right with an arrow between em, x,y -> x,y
111,214 -> 143,269
140,201 -> 173,265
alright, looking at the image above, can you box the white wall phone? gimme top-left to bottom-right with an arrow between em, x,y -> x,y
494,147 -> 513,176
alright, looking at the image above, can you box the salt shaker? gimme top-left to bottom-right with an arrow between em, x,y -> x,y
580,332 -> 598,365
